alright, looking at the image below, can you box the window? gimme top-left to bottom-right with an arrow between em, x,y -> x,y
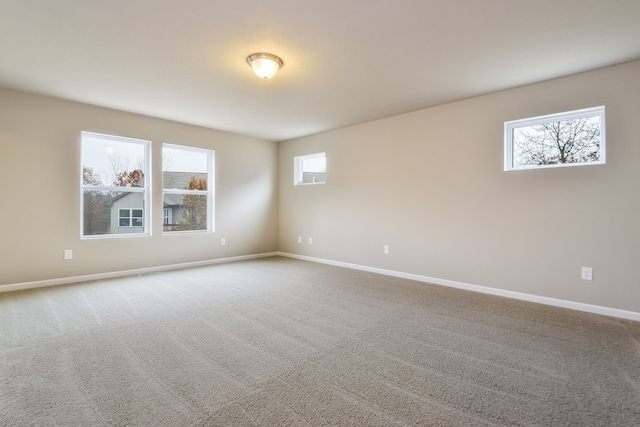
505,106 -> 605,171
81,132 -> 150,237
163,208 -> 172,225
163,144 -> 214,233
294,152 -> 326,185
119,209 -> 143,227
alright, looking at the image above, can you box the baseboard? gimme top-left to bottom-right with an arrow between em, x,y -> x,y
0,252 -> 279,293
277,252 -> 640,322
5,251 -> 639,322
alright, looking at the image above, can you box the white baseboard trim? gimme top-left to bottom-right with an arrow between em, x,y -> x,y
0,252 -> 279,293
277,252 -> 640,322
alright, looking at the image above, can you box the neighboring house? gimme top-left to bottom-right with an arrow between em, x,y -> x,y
162,193 -> 184,232
105,172 -> 207,234
106,192 -> 145,234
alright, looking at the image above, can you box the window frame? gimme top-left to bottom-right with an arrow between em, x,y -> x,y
504,106 -> 606,171
162,144 -> 215,234
294,152 -> 327,185
80,131 -> 151,239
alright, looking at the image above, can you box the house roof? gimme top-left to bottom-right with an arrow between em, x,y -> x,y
104,171 -> 207,206
163,172 -> 207,191
163,194 -> 183,208
1,1 -> 639,141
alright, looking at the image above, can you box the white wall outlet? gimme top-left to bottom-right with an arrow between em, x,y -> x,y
64,249 -> 73,260
308,237 -> 313,245
298,236 -> 302,243
221,238 -> 226,246
384,245 -> 390,254
581,267 -> 593,281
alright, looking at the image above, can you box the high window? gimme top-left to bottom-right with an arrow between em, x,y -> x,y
504,106 -> 605,171
162,144 -> 214,233
294,152 -> 326,185
81,132 -> 150,237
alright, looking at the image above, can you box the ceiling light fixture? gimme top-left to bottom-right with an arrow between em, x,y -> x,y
246,53 -> 283,80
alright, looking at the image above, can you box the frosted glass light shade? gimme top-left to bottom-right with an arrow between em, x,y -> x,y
247,53 -> 283,79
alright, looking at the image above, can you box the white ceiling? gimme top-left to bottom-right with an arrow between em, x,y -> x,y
1,1 -> 639,142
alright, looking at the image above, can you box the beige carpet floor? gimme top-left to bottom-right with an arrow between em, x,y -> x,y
1,256 -> 639,426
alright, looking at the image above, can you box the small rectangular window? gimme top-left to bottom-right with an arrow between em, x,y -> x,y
294,152 -> 326,185
81,132 -> 150,238
163,208 -> 172,225
119,209 -> 130,227
162,144 -> 214,233
505,106 -> 605,171
118,208 -> 144,227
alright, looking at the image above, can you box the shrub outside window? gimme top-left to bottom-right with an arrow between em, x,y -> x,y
294,152 -> 326,185
81,132 -> 150,238
162,144 -> 214,233
504,106 -> 605,171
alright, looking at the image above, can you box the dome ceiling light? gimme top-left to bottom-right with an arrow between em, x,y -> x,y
246,53 -> 283,80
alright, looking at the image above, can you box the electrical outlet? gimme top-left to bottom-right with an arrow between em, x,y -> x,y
298,236 -> 302,243
384,245 -> 390,254
308,237 -> 313,245
581,267 -> 593,281
64,249 -> 73,260
221,238 -> 226,246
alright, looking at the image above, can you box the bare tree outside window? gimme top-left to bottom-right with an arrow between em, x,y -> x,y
505,107 -> 605,171
173,177 -> 208,231
82,166 -> 109,235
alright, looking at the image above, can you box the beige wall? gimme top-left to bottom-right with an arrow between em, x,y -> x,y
0,88 -> 279,286
278,60 -> 640,313
2,61 -> 639,313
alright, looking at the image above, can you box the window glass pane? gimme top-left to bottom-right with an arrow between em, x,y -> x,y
302,156 -> 326,184
82,132 -> 149,238
505,107 -> 604,171
294,152 -> 326,185
82,134 -> 146,187
163,194 -> 208,232
512,116 -> 601,168
83,190 -> 146,236
162,144 -> 213,233
83,189 -> 113,236
163,146 -> 208,190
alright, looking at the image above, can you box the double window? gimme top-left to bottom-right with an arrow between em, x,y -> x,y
505,106 -> 605,171
81,132 -> 214,238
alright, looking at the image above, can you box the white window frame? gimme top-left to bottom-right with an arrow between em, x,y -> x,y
504,106 -> 605,171
294,152 -> 327,185
80,132 -> 151,239
162,144 -> 215,233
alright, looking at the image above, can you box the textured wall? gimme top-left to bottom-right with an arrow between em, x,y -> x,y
0,88 -> 279,285
278,60 -> 640,313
